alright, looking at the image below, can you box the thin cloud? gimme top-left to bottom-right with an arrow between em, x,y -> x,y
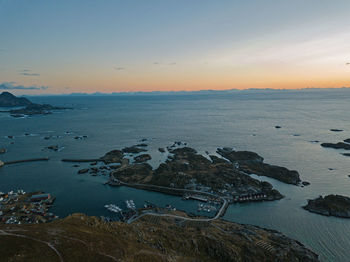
0,82 -> 49,90
20,72 -> 40,76
153,62 -> 177,66
18,69 -> 40,76
113,66 -> 125,71
346,62 -> 350,66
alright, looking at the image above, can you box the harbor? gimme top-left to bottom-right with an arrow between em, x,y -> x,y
0,190 -> 57,224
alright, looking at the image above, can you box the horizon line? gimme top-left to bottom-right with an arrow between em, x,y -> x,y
8,86 -> 350,96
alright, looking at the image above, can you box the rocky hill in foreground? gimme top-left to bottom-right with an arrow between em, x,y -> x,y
0,213 -> 319,262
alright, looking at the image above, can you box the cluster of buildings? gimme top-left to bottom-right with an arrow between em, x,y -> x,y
231,193 -> 268,202
0,190 -> 57,224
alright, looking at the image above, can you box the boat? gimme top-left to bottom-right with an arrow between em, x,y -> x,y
125,200 -> 136,210
105,204 -> 122,213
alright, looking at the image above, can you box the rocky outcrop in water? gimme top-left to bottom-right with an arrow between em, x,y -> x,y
122,145 -> 147,154
217,148 -> 301,185
321,142 -> 350,150
100,149 -> 124,163
303,195 -> 350,218
10,103 -> 68,116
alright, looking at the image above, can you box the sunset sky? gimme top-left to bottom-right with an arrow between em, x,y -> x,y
0,0 -> 350,94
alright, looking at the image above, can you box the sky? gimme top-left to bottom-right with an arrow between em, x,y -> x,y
0,0 -> 350,94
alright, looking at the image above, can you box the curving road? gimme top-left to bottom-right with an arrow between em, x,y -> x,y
128,198 -> 228,224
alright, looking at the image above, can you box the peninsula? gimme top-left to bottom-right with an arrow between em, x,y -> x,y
0,92 -> 69,116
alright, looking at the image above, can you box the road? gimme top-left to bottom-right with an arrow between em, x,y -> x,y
128,198 -> 228,224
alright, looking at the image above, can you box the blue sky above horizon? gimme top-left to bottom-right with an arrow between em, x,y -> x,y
0,0 -> 350,94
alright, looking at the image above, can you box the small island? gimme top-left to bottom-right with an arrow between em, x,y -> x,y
321,142 -> 350,150
0,91 -> 69,117
217,147 -> 301,185
303,195 -> 350,218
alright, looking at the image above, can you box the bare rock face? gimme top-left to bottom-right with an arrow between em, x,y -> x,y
100,149 -> 124,163
133,154 -> 151,163
303,195 -> 350,218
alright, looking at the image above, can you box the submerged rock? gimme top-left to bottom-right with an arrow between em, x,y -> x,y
47,145 -> 59,151
78,168 -> 89,174
303,195 -> 350,218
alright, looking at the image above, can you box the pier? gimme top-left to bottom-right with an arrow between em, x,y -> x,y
61,158 -> 103,163
3,158 -> 49,165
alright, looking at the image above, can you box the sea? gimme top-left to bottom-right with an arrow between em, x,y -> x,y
0,88 -> 350,261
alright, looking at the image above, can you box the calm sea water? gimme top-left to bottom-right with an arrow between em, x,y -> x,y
1,89 -> 350,261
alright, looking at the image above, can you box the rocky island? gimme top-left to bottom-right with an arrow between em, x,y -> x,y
303,195 -> 350,218
217,147 -> 301,185
321,142 -> 350,150
0,213 -> 319,261
0,91 -> 69,117
0,91 -> 33,107
103,145 -> 284,202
